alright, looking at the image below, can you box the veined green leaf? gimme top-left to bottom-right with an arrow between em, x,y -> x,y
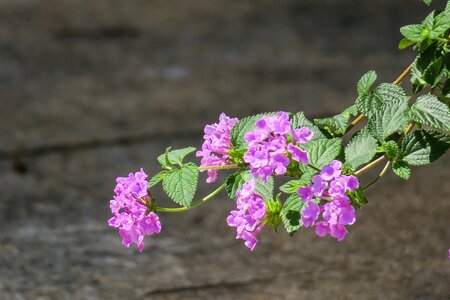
401,129 -> 450,165
410,95 -> 450,131
281,194 -> 304,236
157,147 -> 196,166
231,112 -> 276,150
291,111 -> 327,141
356,83 -> 409,117
357,70 -> 377,95
279,172 -> 315,194
148,171 -> 168,188
368,100 -> 409,141
225,171 -> 274,201
305,138 -> 342,168
344,130 -> 378,169
162,163 -> 199,206
392,161 -> 411,180
400,24 -> 425,42
314,105 -> 358,136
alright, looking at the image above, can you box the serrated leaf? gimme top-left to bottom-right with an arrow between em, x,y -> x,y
384,140 -> 399,159
357,70 -> 377,95
423,57 -> 445,86
306,138 -> 342,168
230,113 -> 276,150
279,172 -> 315,194
401,129 -> 450,165
291,111 -> 326,141
344,130 -> 378,169
281,194 -> 304,236
410,95 -> 450,131
225,171 -> 274,201
348,188 -> 368,209
392,161 -> 411,180
368,100 -> 409,141
148,171 -> 168,188
400,24 -> 425,42
157,147 -> 196,166
314,105 -> 358,136
430,10 -> 450,38
162,163 -> 199,206
356,83 -> 409,117
398,38 -> 415,50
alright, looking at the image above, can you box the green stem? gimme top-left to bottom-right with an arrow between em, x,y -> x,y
198,164 -> 239,171
354,155 -> 386,176
156,182 -> 226,213
362,161 -> 391,191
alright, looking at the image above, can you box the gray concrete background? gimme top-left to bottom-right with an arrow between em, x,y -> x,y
0,0 -> 449,299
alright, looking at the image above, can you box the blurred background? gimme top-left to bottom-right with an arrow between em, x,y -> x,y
0,0 -> 449,299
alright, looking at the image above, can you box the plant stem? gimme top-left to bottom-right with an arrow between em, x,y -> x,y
345,62 -> 414,134
198,164 -> 239,171
362,161 -> 391,191
354,155 -> 386,176
156,182 -> 226,213
307,164 -> 322,172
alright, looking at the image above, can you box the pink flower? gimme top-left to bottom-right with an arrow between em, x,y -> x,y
227,180 -> 267,251
197,113 -> 238,183
108,169 -> 162,252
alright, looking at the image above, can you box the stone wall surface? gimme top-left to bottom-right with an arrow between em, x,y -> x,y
0,0 -> 449,299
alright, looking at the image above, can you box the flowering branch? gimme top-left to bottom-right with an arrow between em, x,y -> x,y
108,0 -> 450,253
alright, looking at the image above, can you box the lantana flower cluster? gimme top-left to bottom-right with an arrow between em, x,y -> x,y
226,180 -> 267,251
244,112 -> 313,183
108,169 -> 162,252
196,113 -> 238,183
298,160 -> 359,241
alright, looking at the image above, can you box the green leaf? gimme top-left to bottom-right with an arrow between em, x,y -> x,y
410,95 -> 450,131
423,0 -> 432,5
368,100 -> 409,141
162,163 -> 199,206
291,111 -> 327,141
400,24 -> 425,42
157,147 -> 196,166
392,161 -> 411,180
357,70 -> 377,95
401,129 -> 450,165
348,188 -> 368,209
230,113 -> 275,150
279,172 -> 315,194
430,10 -> 450,38
306,138 -> 342,168
384,140 -> 399,159
398,38 -> 415,50
314,105 -> 358,136
356,83 -> 409,117
423,57 -> 445,86
225,171 -> 274,201
344,130 -> 378,169
281,194 -> 304,236
148,171 -> 168,188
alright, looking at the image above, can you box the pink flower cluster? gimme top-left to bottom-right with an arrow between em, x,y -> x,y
197,113 -> 239,183
227,180 -> 267,251
244,112 -> 313,183
297,160 -> 359,241
108,169 -> 161,252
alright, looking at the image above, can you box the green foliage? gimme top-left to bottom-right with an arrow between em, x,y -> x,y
281,194 -> 304,236
392,161 -> 411,180
357,70 -> 377,95
356,83 -> 409,117
401,129 -> 450,165
423,0 -> 432,6
368,100 -> 410,142
348,188 -> 368,209
305,138 -> 342,169
384,140 -> 399,159
157,147 -> 196,167
400,24 -> 426,43
314,105 -> 358,136
225,171 -> 274,201
230,113 -> 276,151
410,95 -> 450,131
148,171 -> 168,188
279,172 -> 315,194
345,130 -> 378,169
291,111 -> 327,140
265,195 -> 283,231
162,163 -> 199,207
